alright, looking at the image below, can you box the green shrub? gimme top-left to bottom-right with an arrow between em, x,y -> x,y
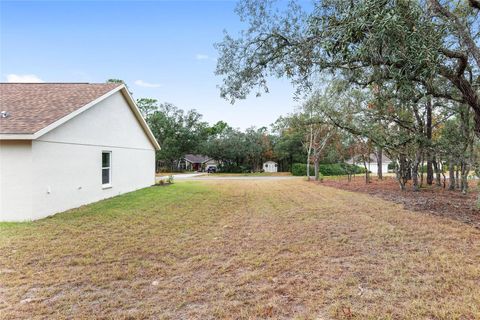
319,163 -> 366,175
291,163 -> 314,176
339,163 -> 366,174
291,163 -> 365,176
219,164 -> 252,173
318,163 -> 343,176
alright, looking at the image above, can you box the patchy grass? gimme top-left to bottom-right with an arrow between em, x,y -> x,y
209,172 -> 292,177
1,180 -> 479,319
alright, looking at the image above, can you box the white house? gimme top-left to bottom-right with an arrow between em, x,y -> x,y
0,83 -> 160,221
263,161 -> 278,173
346,153 -> 392,175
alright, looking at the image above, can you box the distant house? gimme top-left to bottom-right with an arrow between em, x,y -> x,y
178,154 -> 217,171
346,153 -> 392,174
263,161 -> 278,173
0,83 -> 160,222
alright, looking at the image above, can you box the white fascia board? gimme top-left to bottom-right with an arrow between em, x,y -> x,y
0,134 -> 35,140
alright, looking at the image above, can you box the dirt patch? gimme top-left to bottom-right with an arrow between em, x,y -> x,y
320,176 -> 480,229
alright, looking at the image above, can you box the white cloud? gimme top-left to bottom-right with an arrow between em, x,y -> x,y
134,80 -> 162,88
195,54 -> 209,60
6,74 -> 44,83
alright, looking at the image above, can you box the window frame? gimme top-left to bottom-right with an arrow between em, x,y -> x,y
102,151 -> 112,188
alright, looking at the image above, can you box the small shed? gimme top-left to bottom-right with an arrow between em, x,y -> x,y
263,161 -> 278,173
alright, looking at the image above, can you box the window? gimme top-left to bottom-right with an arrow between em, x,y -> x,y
102,151 -> 111,186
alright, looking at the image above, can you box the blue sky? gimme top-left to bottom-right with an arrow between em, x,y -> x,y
0,0 -> 301,129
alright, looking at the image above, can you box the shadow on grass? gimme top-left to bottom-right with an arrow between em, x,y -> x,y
0,181 -> 210,234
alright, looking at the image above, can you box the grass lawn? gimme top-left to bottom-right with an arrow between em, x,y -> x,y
155,171 -> 196,177
1,180 -> 479,319
209,172 -> 292,177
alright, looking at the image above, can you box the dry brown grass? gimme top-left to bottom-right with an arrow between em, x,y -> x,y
209,172 -> 292,177
1,180 -> 479,319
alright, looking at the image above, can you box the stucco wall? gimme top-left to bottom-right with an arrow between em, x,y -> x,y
366,163 -> 390,175
204,160 -> 217,167
31,141 -> 154,220
0,91 -> 156,221
0,140 -> 33,221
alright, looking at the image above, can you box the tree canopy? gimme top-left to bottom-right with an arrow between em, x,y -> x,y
216,0 -> 480,134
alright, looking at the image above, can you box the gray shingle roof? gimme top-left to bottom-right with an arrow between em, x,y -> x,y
184,154 -> 211,163
0,83 -> 121,134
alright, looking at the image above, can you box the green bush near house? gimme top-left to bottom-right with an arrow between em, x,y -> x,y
291,163 -> 365,176
342,163 -> 367,174
291,163 -> 314,176
219,164 -> 252,173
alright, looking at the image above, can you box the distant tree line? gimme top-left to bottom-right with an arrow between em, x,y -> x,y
135,97 -> 339,173
106,80 -> 359,173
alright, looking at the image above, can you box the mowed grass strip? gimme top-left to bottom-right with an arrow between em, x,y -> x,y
0,180 -> 479,319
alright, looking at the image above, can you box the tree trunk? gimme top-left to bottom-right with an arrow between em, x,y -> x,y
455,165 -> 460,189
363,159 -> 370,184
461,161 -> 469,195
412,166 -> 420,191
306,158 -> 311,180
396,167 -> 406,191
426,97 -> 434,185
306,125 -> 313,181
420,158 -> 424,188
420,169 -> 424,188
396,155 -> 408,191
412,153 -> 421,192
426,160 -> 434,185
314,158 -> 320,181
376,147 -> 383,180
405,160 -> 412,180
432,157 -> 442,187
448,159 -> 456,190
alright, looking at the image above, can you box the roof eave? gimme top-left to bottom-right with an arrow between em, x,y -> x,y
0,134 -> 35,140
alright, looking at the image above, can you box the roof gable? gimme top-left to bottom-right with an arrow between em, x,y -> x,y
184,154 -> 211,163
0,83 -> 160,150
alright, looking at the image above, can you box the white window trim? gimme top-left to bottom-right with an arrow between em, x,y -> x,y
102,151 -> 112,189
